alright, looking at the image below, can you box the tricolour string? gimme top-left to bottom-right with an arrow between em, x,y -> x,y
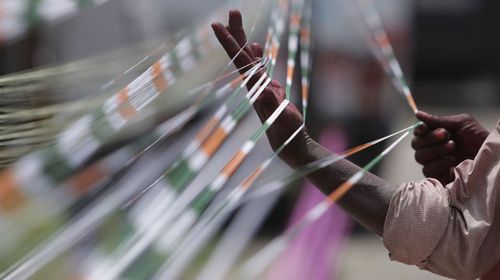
239,130 -> 411,279
354,0 -> 418,114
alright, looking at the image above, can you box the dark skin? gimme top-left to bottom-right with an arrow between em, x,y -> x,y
212,10 -> 394,236
413,111 -> 489,185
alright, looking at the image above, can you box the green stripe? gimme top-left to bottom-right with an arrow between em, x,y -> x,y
41,146 -> 74,184
169,49 -> 182,76
100,212 -> 135,254
250,122 -> 269,143
190,188 -> 215,215
220,87 -> 243,109
166,160 -> 196,191
231,99 -> 252,122
25,0 -> 43,26
190,32 -> 202,60
90,109 -> 117,143
363,152 -> 386,172
400,77 -> 408,88
124,248 -> 168,280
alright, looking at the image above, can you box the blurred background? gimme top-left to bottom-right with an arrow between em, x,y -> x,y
0,0 -> 499,279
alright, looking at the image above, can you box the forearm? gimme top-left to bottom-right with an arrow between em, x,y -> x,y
280,132 -> 397,236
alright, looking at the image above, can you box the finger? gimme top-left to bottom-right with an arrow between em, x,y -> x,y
414,140 -> 456,164
422,156 -> 456,179
212,22 -> 255,72
269,80 -> 283,90
411,128 -> 450,149
251,43 -> 264,59
416,111 -> 468,131
227,10 -> 255,61
414,123 -> 429,136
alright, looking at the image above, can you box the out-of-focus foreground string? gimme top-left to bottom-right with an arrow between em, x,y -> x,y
0,0 -> 424,278
0,0 -> 255,274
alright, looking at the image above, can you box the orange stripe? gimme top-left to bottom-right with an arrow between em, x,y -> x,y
196,117 -> 219,142
266,33 -> 272,45
152,62 -> 168,93
230,75 -> 245,88
328,181 -> 355,202
300,29 -> 310,42
200,127 -> 227,157
342,142 -> 373,158
271,42 -> 279,60
0,170 -> 25,212
376,33 -> 390,49
287,64 -> 294,80
221,150 -> 247,178
406,95 -> 418,113
241,167 -> 264,191
117,88 -> 129,103
264,33 -> 273,57
118,103 -> 137,119
66,164 -> 107,196
301,84 -> 309,100
291,13 -> 301,26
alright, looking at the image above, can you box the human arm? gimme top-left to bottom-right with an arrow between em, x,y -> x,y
211,10 -> 397,236
385,121 -> 500,279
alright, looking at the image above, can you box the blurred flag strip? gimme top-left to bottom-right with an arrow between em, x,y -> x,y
72,60 -> 267,280
0,0 -> 263,272
150,1 -> 312,277
354,0 -> 418,114
284,0 -> 303,99
299,0 -> 312,121
0,9 -> 227,215
39,3 -> 263,280
0,56 -> 252,274
79,1 -> 289,279
0,63 -> 256,278
240,131 -> 410,279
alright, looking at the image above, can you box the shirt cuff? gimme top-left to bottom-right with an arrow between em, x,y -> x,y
383,179 -> 450,266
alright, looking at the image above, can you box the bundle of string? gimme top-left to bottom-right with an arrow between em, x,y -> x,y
0,0 -> 421,279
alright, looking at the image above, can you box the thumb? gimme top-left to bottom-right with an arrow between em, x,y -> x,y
416,111 -> 464,130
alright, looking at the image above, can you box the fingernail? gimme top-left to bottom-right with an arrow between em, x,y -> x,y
445,140 -> 455,150
434,128 -> 448,140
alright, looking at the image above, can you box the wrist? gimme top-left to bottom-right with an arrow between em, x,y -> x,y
278,131 -> 327,168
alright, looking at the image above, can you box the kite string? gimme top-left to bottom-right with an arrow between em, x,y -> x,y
353,0 -> 418,114
151,121 -> 417,279
0,1 -> 270,276
73,2 -> 278,280
90,1 -> 289,279
240,130 -> 411,279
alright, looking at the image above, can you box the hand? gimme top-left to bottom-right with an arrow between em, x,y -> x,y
211,10 -> 306,160
412,111 -> 489,184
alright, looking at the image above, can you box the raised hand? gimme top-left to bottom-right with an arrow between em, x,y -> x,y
412,111 -> 489,185
211,10 -> 306,159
